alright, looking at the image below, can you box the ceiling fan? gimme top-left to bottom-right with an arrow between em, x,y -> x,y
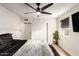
24,3 -> 53,16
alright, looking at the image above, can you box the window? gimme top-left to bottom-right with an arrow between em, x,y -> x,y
61,17 -> 69,36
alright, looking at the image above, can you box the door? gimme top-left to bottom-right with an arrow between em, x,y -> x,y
24,23 -> 31,39
32,23 -> 48,42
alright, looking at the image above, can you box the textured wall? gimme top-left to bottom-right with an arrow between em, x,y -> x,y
58,4 -> 79,55
0,5 -> 24,39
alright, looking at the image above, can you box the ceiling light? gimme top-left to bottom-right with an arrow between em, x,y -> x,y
36,12 -> 41,15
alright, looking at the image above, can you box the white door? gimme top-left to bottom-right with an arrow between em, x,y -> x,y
24,23 -> 31,40
32,23 -> 48,42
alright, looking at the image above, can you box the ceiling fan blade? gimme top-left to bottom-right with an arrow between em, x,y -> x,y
24,3 -> 36,10
41,3 -> 53,10
24,12 -> 36,14
41,11 -> 51,15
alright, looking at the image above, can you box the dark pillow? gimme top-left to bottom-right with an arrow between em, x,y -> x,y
0,37 -> 14,48
5,33 -> 13,39
2,36 -> 13,43
0,33 -> 13,45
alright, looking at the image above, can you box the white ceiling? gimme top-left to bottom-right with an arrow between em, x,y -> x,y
0,3 -> 77,22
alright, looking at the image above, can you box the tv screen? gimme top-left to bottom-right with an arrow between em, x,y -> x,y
72,12 -> 79,32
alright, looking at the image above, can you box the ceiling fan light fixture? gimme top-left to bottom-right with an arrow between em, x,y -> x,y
36,12 -> 41,15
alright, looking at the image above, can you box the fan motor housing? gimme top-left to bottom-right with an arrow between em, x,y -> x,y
36,7 -> 41,12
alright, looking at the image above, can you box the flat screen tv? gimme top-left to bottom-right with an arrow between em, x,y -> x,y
72,12 -> 79,32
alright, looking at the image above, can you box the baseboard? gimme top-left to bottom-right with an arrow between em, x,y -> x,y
58,45 -> 71,56
49,45 -> 60,56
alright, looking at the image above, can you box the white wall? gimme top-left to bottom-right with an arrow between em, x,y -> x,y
0,5 -> 24,39
58,4 -> 79,55
32,17 -> 57,44
0,4 -> 57,43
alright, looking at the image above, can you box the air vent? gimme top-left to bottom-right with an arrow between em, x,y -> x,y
24,19 -> 28,21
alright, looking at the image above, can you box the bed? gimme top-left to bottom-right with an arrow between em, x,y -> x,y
0,33 -> 27,56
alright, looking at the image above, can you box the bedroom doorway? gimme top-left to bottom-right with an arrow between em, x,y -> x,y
24,23 -> 31,40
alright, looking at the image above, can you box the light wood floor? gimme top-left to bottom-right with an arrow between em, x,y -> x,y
52,44 -> 70,56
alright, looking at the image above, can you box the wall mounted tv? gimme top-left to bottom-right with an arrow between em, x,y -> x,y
72,12 -> 79,32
